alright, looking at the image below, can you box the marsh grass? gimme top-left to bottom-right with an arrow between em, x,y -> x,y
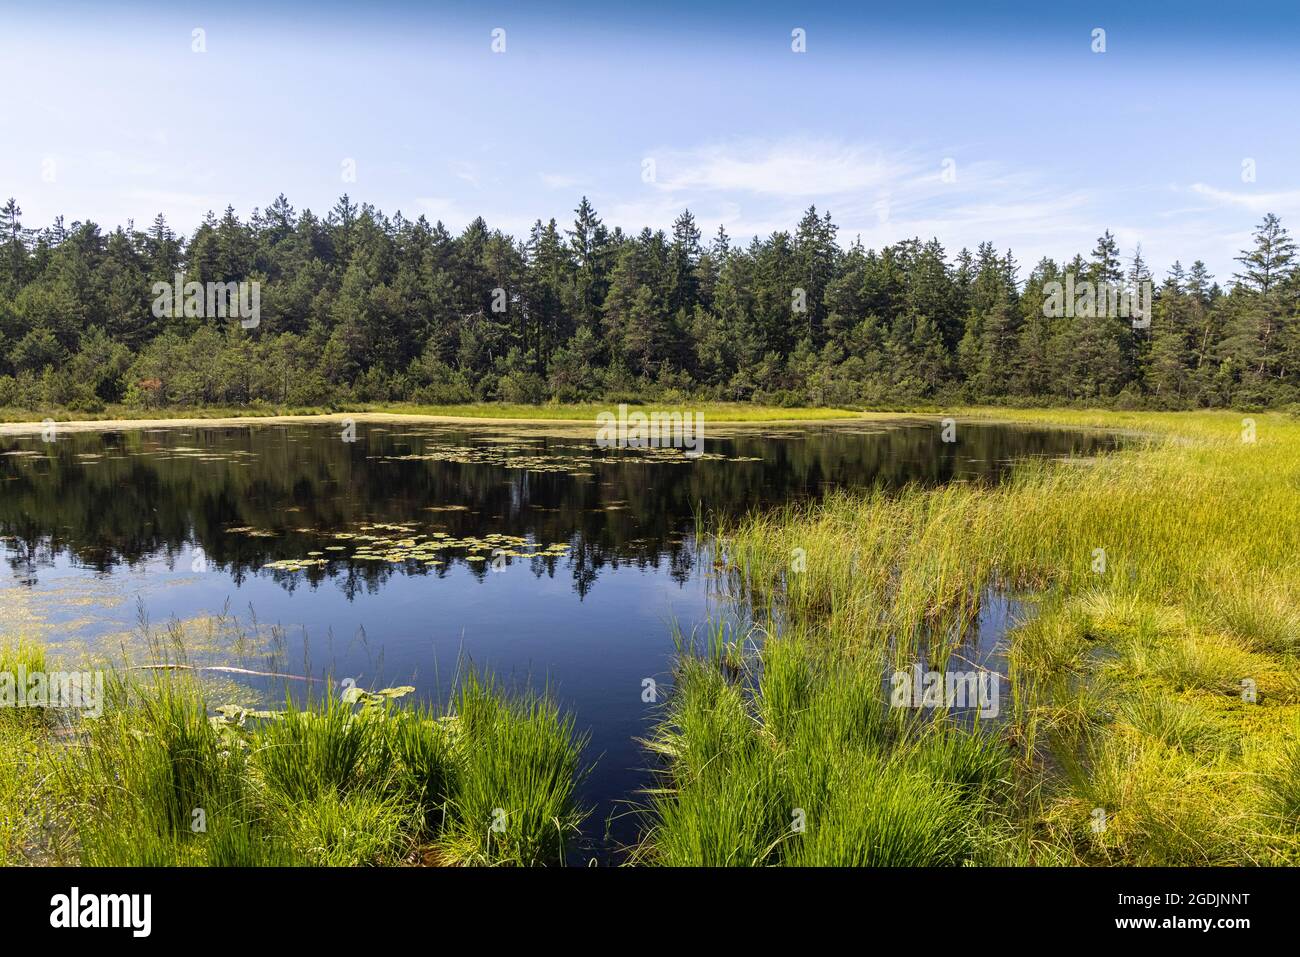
636,635 -> 1015,866
273,789 -> 415,867
0,657 -> 588,866
388,704 -> 459,830
363,401 -> 862,423
0,641 -> 75,864
69,675 -> 266,866
647,410 -> 1300,865
1213,588 -> 1300,656
0,639 -> 57,863
0,639 -> 51,726
1118,690 -> 1233,754
1263,723 -> 1300,827
254,693 -> 391,802
437,672 -> 589,866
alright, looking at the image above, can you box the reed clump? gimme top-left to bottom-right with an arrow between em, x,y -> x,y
635,634 -> 1015,866
2,663 -> 588,867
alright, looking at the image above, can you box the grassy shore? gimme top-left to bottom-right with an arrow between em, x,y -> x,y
0,641 -> 588,867
0,400 -> 864,428
639,408 -> 1300,865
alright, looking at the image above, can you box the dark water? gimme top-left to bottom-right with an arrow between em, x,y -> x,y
0,416 -> 1119,855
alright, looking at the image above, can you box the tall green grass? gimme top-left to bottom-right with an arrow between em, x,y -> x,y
27,667 -> 588,867
658,410 -> 1300,865
636,636 -> 1014,866
254,693 -> 390,801
437,672 -> 589,866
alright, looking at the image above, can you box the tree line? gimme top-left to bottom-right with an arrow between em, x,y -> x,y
1,194 -> 1296,411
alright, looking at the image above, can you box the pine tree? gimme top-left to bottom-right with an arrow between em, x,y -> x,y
1234,213 -> 1296,294
669,209 -> 702,318
793,205 -> 838,343
568,197 -> 610,337
1146,268 -> 1192,404
1221,214 -> 1298,394
1,198 -> 27,290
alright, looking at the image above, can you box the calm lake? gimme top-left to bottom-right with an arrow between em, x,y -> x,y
0,416 -> 1120,855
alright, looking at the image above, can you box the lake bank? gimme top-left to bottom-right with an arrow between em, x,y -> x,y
636,409 -> 1300,865
0,401 -> 868,434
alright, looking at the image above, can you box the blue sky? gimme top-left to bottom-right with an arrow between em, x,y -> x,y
2,0 -> 1298,278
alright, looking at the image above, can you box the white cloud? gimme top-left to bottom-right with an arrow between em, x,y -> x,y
649,140 -> 915,197
414,196 -> 535,235
605,141 -> 1280,276
123,189 -> 228,219
1189,183 -> 1300,215
448,160 -> 481,188
540,172 -> 581,190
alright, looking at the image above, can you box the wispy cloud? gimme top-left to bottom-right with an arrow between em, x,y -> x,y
414,196 -> 536,235
540,172 -> 581,190
649,140 -> 916,197
1190,183 -> 1300,215
612,140 -> 1096,254
448,160 -> 481,188
123,189 -> 229,219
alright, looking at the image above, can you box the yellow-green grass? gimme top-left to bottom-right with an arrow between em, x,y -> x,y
0,641 -> 68,865
655,409 -> 1300,864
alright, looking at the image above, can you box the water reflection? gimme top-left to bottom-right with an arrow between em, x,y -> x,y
0,419 -> 1118,590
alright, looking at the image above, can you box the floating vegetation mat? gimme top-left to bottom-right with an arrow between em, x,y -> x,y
373,442 -> 760,472
261,521 -> 572,573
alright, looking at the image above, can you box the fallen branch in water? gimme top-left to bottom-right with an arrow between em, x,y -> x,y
127,664 -> 324,683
